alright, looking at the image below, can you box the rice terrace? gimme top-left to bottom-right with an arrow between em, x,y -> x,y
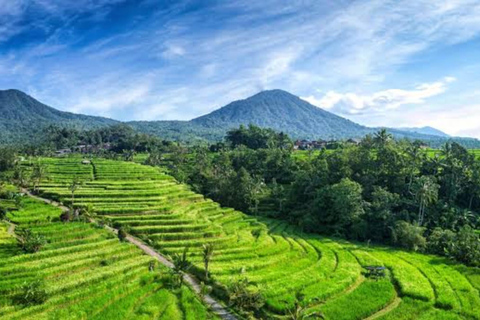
0,154 -> 478,319
1,1 -> 480,319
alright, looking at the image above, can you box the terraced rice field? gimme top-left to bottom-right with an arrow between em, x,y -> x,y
0,195 -> 215,319
33,157 -> 480,319
0,222 -> 17,259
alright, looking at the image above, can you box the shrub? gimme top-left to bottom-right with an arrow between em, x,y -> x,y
59,211 -> 72,222
392,221 -> 426,252
117,227 -> 128,242
446,226 -> 480,267
13,279 -> 48,306
228,278 -> 265,315
427,228 -> 455,255
16,229 -> 47,253
0,207 -> 6,220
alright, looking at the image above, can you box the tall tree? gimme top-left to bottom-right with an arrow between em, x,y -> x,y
31,162 -> 47,193
202,244 -> 214,281
413,176 -> 439,225
69,177 -> 82,208
373,129 -> 393,149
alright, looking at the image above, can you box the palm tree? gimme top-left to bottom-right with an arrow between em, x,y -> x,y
405,142 -> 422,193
414,176 -> 439,225
373,129 -> 393,149
31,163 -> 47,194
12,166 -> 29,188
171,247 -> 191,287
202,244 -> 214,281
69,177 -> 82,208
80,204 -> 96,222
441,142 -> 453,159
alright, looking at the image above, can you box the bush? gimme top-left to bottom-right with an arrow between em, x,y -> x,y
59,211 -> 72,222
427,228 -> 455,255
392,221 -> 426,252
16,229 -> 47,253
228,278 -> 265,315
117,227 -> 128,242
13,279 -> 48,306
0,207 -> 7,220
446,226 -> 480,267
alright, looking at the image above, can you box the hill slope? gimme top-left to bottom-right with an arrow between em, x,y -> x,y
131,90 -> 479,147
191,89 -> 371,139
0,89 -> 118,144
397,126 -> 450,137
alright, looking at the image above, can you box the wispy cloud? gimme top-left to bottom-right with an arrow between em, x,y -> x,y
303,77 -> 456,115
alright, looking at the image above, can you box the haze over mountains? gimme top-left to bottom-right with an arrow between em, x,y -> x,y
396,126 -> 450,138
0,88 -> 476,147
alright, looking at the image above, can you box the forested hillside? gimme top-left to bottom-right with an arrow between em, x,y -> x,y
2,89 -> 480,148
0,90 -> 118,144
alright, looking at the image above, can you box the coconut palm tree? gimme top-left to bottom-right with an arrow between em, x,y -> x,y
171,247 -> 191,287
405,142 -> 423,193
202,244 -> 214,281
69,177 -> 82,208
414,176 -> 439,225
31,163 -> 47,194
373,129 -> 393,149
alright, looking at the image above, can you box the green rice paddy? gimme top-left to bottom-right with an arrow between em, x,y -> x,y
0,190 -> 216,319
23,156 -> 480,319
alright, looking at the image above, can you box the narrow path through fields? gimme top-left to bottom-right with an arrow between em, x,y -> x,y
364,297 -> 401,320
22,189 -> 237,320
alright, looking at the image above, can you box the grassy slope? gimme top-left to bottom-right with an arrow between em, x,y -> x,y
32,157 -> 480,319
0,194 -> 215,319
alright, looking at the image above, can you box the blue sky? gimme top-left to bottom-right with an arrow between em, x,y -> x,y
1,0 -> 480,137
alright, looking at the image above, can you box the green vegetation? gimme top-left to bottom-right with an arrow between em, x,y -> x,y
165,126 -> 480,268
25,156 -> 480,319
0,192 -> 216,319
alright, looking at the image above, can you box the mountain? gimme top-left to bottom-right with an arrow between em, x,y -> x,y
130,90 -> 480,147
130,89 -> 374,141
1,88 -> 480,148
190,89 -> 370,139
0,89 -> 118,144
397,126 -> 449,137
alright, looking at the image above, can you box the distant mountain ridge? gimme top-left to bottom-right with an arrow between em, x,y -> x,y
0,89 -> 118,144
397,126 -> 449,137
1,88 -> 479,148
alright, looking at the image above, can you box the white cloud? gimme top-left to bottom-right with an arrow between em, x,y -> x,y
257,48 -> 300,88
375,104 -> 480,139
161,43 -> 186,59
303,77 -> 456,115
